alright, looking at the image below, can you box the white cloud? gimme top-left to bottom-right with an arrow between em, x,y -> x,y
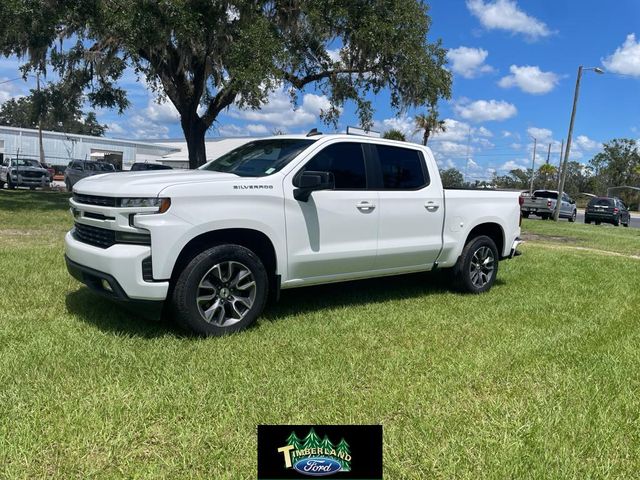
454,99 -> 517,122
129,114 -> 170,139
447,46 -> 494,78
106,122 -> 126,136
476,126 -> 493,137
574,135 -> 600,151
498,65 -> 560,94
145,100 -> 180,123
500,159 -> 529,171
527,127 -> 553,143
603,34 -> 640,77
228,87 -> 333,129
467,0 -> 552,40
0,78 -> 25,105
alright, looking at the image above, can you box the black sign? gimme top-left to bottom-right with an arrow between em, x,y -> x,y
258,425 -> 383,479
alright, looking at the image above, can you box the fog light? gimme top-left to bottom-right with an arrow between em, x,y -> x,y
101,279 -> 113,292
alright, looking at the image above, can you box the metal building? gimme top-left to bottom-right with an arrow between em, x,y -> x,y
0,126 -> 178,171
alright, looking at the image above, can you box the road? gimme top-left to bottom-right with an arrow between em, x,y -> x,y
526,210 -> 640,229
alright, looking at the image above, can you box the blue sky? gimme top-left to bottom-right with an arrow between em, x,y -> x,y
0,0 -> 639,179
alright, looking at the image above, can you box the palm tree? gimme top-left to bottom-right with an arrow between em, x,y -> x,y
382,129 -> 406,141
414,105 -> 446,146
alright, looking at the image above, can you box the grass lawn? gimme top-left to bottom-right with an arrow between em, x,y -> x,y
1,189 -> 639,479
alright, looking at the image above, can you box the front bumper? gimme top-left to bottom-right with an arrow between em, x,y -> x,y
12,174 -> 49,187
64,231 -> 168,301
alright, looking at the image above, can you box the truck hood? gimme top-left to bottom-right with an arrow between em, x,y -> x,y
73,170 -> 239,197
14,166 -> 48,174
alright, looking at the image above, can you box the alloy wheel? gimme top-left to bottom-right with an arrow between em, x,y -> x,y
469,246 -> 495,288
196,261 -> 257,327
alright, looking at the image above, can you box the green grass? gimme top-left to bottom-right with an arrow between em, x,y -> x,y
1,190 -> 640,479
521,218 -> 640,256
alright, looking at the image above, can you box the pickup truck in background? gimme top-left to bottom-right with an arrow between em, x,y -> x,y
0,158 -> 51,190
65,133 -> 522,336
521,190 -> 577,222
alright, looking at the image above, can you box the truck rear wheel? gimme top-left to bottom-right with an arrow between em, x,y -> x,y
171,244 -> 268,336
453,235 -> 499,294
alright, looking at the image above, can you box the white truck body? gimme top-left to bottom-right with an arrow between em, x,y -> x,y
64,134 -> 522,333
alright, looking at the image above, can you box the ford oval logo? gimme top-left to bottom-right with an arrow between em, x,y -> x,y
293,457 -> 342,476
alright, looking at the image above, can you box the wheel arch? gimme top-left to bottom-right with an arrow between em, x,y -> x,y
464,222 -> 505,258
170,228 -> 279,283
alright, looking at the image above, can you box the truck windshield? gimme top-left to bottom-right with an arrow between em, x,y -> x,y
199,139 -> 316,177
14,159 -> 41,168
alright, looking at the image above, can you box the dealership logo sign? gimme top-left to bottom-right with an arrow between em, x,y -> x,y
277,428 -> 351,477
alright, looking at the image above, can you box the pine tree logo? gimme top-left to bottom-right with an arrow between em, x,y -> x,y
277,428 -> 352,476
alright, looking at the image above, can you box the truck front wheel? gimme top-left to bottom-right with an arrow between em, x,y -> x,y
452,235 -> 499,294
171,244 -> 269,336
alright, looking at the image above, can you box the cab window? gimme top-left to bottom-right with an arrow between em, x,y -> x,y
302,142 -> 367,190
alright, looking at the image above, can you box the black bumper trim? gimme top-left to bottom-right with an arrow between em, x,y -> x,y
65,255 -> 131,300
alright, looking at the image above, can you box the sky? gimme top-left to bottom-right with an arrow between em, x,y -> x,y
0,0 -> 639,180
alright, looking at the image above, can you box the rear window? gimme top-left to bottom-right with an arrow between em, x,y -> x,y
376,145 -> 428,189
533,191 -> 558,199
588,198 -> 614,206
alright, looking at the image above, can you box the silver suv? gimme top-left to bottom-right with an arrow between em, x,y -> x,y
64,160 -> 116,191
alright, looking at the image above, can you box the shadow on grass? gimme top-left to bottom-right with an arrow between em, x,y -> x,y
65,288 -> 184,339
0,189 -> 71,212
66,271 -> 507,337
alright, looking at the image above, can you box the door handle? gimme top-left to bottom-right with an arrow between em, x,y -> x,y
356,201 -> 375,212
425,201 -> 440,212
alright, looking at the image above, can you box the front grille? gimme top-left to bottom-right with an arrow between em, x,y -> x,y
142,257 -> 153,281
73,223 -> 116,249
73,193 -> 117,207
20,171 -> 46,178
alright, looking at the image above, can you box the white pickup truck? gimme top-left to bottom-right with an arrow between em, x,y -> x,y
65,133 -> 522,336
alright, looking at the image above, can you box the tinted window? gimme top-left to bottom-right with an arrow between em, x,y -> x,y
534,191 -> 558,199
376,145 -> 427,189
303,142 -> 367,189
589,198 -> 614,207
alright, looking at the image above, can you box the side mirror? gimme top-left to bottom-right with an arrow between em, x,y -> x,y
570,199 -> 575,205
294,170 -> 335,202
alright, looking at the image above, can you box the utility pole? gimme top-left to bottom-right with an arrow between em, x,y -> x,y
36,73 -> 45,166
553,66 -> 604,220
557,139 -> 564,190
528,136 -> 537,195
546,143 -> 551,164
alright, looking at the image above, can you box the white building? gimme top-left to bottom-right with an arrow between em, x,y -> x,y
0,126 -> 179,170
154,137 -> 256,169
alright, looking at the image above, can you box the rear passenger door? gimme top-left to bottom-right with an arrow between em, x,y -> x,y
372,144 -> 444,270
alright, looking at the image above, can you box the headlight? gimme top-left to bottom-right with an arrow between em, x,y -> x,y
118,197 -> 171,213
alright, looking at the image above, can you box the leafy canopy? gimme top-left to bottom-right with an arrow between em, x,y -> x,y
0,0 -> 451,167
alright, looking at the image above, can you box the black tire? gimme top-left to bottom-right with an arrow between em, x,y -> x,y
613,217 -> 619,227
595,221 -> 601,225
568,210 -> 577,223
0,181 -> 4,189
521,212 -> 529,219
7,177 -> 16,190
585,217 -> 591,224
452,235 -> 499,294
541,214 -> 550,220
623,222 -> 629,228
171,244 -> 269,336
65,180 -> 72,192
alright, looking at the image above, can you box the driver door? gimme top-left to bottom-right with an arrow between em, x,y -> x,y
283,141 -> 378,281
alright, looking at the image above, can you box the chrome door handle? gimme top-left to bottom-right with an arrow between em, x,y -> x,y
356,201 -> 375,212
425,201 -> 440,212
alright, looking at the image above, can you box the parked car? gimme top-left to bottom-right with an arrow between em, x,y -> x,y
64,160 -> 116,191
521,190 -> 577,221
65,133 -> 522,336
130,162 -> 173,171
0,158 -> 51,190
585,197 -> 631,227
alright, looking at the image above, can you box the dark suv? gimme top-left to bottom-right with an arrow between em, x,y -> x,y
130,162 -> 172,171
585,197 -> 631,227
64,160 -> 116,191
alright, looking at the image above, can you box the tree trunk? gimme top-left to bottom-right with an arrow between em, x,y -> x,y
181,113 -> 208,169
423,128 -> 430,146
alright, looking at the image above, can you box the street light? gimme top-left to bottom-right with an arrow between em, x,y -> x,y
553,65 -> 605,221
528,135 -> 537,195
